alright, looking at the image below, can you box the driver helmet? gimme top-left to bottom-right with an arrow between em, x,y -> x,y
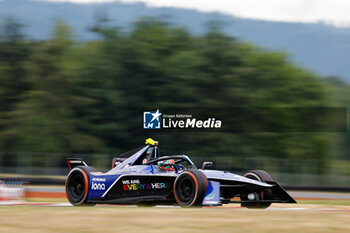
158,159 -> 175,172
142,147 -> 154,164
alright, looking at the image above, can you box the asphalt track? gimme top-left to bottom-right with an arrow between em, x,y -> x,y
289,191 -> 350,200
23,186 -> 350,200
2,187 -> 349,211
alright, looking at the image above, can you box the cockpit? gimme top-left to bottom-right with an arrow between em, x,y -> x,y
110,138 -> 196,173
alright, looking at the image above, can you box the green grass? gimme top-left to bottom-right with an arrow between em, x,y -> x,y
297,199 -> 350,206
26,197 -> 67,203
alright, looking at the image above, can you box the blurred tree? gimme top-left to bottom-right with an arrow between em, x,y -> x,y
2,21 -> 104,154
0,18 -> 31,151
74,17 -> 126,153
0,17 -> 347,173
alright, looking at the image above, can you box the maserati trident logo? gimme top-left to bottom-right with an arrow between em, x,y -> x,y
143,109 -> 162,129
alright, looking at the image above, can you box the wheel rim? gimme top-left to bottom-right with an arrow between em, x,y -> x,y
176,176 -> 195,205
69,175 -> 85,199
243,174 -> 260,200
242,173 -> 272,208
66,170 -> 87,204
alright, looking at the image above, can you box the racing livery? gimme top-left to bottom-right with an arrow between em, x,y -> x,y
65,138 -> 296,208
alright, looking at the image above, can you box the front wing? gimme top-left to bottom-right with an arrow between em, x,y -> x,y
202,180 -> 296,206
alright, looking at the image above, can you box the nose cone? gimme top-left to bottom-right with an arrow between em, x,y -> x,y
201,170 -> 273,187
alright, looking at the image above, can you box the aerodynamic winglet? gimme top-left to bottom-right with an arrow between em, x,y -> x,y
66,158 -> 87,170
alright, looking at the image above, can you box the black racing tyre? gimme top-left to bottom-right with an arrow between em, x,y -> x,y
199,170 -> 209,191
241,170 -> 273,209
65,166 -> 97,206
173,169 -> 208,207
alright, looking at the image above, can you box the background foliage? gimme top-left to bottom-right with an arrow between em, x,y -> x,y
0,17 -> 349,174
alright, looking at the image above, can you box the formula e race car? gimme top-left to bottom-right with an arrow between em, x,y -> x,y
65,138 -> 296,208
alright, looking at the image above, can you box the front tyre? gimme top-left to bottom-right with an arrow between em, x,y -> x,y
241,170 -> 273,209
173,169 -> 208,207
65,166 -> 96,206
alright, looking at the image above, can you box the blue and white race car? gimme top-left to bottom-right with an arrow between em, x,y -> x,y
65,138 -> 296,208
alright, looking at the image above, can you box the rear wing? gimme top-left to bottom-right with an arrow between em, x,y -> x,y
66,158 -> 87,170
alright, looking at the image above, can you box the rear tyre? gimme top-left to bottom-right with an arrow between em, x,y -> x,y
65,166 -> 97,206
173,169 -> 208,207
241,170 -> 273,209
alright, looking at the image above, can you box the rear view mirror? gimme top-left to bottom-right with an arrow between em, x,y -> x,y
202,161 -> 213,170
